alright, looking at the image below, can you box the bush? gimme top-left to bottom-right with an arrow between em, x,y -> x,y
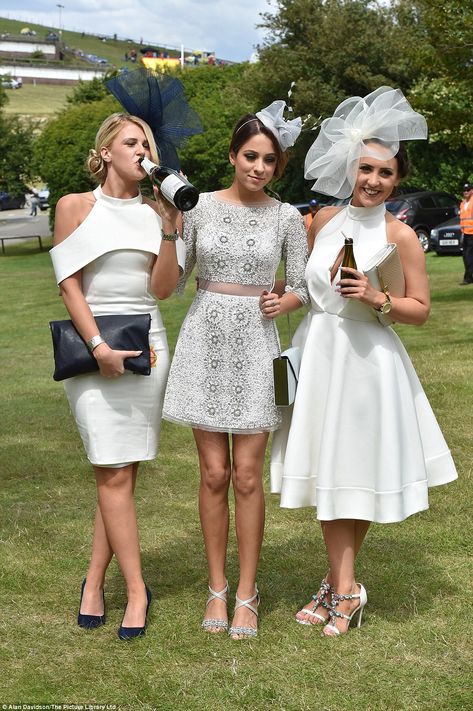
33,96 -> 118,226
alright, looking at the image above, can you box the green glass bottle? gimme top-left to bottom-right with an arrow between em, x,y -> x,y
341,236 -> 357,277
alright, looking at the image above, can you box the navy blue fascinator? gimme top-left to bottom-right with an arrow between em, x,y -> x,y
106,67 -> 203,170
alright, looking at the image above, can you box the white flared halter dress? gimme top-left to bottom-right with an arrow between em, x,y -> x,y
270,202 -> 457,523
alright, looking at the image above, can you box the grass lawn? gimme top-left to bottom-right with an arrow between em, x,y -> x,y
0,244 -> 472,710
2,83 -> 72,116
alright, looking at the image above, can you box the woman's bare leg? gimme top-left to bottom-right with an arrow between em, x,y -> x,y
193,429 -> 232,632
79,503 -> 113,616
80,462 -> 142,616
296,519 -> 370,625
321,519 -> 370,635
91,463 -> 148,628
229,432 -> 269,639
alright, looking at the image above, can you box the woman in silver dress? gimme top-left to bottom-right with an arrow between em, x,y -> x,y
163,102 -> 308,638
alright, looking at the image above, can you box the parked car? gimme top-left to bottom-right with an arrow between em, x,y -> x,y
429,218 -> 463,255
46,32 -> 59,41
37,186 -> 50,211
0,192 -> 26,210
385,191 -> 459,252
1,76 -> 22,89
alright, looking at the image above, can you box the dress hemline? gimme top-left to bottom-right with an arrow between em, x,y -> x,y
271,470 -> 458,523
163,412 -> 278,435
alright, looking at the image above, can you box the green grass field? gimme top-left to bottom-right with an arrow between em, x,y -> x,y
2,83 -> 72,116
0,244 -> 472,710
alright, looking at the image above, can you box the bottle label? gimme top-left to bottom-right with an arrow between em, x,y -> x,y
160,174 -> 184,204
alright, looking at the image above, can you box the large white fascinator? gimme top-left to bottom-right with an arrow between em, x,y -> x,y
256,100 -> 302,151
304,86 -> 428,199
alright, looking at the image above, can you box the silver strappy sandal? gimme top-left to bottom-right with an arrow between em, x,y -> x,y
201,580 -> 229,632
323,583 -> 368,637
296,578 -> 332,625
228,585 -> 260,639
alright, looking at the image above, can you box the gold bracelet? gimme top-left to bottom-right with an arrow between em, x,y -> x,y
161,229 -> 179,241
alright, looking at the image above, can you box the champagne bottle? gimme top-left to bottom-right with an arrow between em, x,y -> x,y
341,235 -> 357,278
139,156 -> 199,211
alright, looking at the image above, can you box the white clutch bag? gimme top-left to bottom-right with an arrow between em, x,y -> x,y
363,243 -> 405,326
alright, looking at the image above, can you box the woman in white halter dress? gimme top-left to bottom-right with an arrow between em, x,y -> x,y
271,136 -> 457,636
50,113 -> 185,639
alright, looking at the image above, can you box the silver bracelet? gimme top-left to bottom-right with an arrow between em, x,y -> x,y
161,229 -> 179,242
87,334 -> 106,352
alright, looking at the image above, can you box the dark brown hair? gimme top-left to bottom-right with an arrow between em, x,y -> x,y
229,114 -> 288,180
393,142 -> 409,179
363,138 -> 410,179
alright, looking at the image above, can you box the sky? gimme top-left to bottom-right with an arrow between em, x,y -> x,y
0,0 -> 273,62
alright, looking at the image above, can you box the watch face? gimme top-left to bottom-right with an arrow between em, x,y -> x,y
381,300 -> 392,314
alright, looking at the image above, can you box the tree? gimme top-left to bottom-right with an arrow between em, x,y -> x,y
33,96 -> 118,223
33,64 -> 259,224
392,0 -> 473,189
178,64 -> 258,191
250,0 -> 420,200
248,0 -> 473,197
0,114 -> 35,196
66,76 -> 111,106
0,83 -> 35,195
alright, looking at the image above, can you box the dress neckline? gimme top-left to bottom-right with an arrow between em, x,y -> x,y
210,192 -> 278,209
347,201 -> 386,221
93,185 -> 142,206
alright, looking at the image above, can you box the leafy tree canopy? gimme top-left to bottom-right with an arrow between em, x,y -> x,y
0,113 -> 35,195
32,0 -> 473,207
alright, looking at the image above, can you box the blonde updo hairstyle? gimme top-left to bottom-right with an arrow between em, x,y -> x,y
86,112 -> 159,184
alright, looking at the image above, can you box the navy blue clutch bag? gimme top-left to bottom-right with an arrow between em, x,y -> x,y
49,313 -> 152,381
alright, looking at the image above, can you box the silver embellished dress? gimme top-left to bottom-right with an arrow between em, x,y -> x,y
163,192 -> 308,433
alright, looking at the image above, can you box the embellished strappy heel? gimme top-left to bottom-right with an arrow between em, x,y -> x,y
229,585 -> 260,639
201,580 -> 229,632
296,578 -> 332,626
323,583 -> 367,637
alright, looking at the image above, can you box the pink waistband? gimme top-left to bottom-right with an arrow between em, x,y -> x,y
198,279 -> 271,297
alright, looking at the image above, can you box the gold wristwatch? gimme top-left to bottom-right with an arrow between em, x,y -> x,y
376,290 -> 392,314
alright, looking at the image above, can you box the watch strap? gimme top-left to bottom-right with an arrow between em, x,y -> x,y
161,229 -> 179,242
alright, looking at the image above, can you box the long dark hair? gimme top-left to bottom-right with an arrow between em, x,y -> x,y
229,114 -> 289,180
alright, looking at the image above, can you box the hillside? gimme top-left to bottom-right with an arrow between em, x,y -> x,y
0,16 -> 188,71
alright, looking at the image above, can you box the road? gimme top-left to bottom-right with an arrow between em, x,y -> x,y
0,206 -> 51,247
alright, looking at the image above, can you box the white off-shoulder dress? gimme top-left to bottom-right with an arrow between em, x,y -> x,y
271,202 -> 457,523
50,186 -> 185,467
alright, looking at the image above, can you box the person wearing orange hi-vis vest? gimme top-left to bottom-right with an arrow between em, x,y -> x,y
459,182 -> 473,285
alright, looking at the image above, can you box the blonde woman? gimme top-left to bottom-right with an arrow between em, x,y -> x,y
50,112 -> 185,640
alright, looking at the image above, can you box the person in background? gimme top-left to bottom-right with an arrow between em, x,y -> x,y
29,189 -> 39,217
303,198 -> 320,231
459,182 -> 473,285
163,100 -> 308,640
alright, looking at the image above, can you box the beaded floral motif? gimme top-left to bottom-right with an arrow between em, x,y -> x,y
163,193 -> 308,433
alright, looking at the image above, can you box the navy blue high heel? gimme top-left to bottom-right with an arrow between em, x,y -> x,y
77,578 -> 105,629
118,585 -> 152,641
